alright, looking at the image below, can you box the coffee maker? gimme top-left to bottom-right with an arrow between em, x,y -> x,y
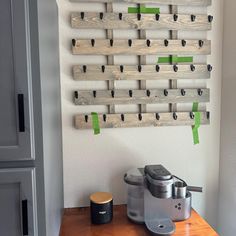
124,165 -> 202,235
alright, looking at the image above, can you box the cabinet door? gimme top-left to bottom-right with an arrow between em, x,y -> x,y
0,0 -> 33,161
0,168 -> 37,236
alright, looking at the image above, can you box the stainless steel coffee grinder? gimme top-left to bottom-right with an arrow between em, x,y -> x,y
124,165 -> 202,236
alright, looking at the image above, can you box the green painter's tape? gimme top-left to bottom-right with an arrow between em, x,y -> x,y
191,102 -> 200,145
91,112 -> 100,135
158,56 -> 193,64
128,7 -> 160,14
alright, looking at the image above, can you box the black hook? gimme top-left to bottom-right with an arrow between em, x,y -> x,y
208,15 -> 213,23
173,112 -> 178,120
111,90 -> 115,98
190,112 -> 195,119
155,14 -> 160,21
164,89 -> 168,96
156,113 -> 160,120
173,14 -> 178,21
146,39 -> 151,47
129,90 -> 133,97
102,65 -> 105,73
91,39 -> 95,47
138,65 -> 142,73
164,39 -> 169,47
121,114 -> 125,122
85,115 -> 88,123
146,90 -> 151,97
199,40 -> 204,48
138,113 -> 142,121
110,39 -> 114,47
207,112 -> 210,120
119,13 -> 122,20
120,65 -> 124,73
93,90 -> 97,98
74,91 -> 78,99
207,64 -> 213,72
182,39 -> 186,47
100,12 -> 104,20
173,65 -> 178,72
72,39 -> 76,47
190,64 -> 195,72
83,65 -> 87,73
137,13 -> 141,21
198,89 -> 203,96
156,65 -> 160,72
103,114 -> 107,122
191,14 -> 196,22
81,12 -> 85,20
181,89 -> 186,96
128,39 -> 132,47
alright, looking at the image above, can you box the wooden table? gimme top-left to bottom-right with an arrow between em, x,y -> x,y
60,205 -> 218,236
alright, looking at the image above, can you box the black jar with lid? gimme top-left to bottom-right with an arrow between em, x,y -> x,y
90,192 -> 113,224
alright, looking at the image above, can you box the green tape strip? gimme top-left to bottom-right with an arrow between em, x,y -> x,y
192,103 -> 200,145
91,112 -> 100,135
128,7 -> 160,14
158,56 -> 193,63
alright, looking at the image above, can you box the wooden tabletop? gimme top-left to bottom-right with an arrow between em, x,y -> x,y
60,205 -> 218,236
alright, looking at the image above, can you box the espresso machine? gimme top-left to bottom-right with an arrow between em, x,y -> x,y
124,165 -> 202,235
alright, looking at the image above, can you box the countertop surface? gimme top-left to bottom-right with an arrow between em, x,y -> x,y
60,205 -> 218,236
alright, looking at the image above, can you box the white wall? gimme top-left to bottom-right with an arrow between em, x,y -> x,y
218,0 -> 236,235
58,0 -> 223,228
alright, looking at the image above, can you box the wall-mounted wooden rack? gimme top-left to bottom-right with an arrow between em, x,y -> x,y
70,0 -> 212,131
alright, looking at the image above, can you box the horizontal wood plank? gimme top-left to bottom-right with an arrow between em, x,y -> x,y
73,64 -> 211,81
72,39 -> 211,55
74,89 -> 210,105
70,0 -> 211,6
75,112 -> 210,129
71,13 -> 211,31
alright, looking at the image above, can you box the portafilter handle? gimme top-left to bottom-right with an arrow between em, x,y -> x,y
187,186 -> 203,193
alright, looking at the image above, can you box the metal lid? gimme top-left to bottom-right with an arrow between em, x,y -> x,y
90,192 -> 113,204
144,165 -> 172,181
124,168 -> 144,186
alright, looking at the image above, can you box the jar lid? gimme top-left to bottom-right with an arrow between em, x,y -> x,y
124,168 -> 144,186
90,192 -> 113,204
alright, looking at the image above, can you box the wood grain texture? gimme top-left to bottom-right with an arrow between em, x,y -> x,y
60,205 -> 218,236
73,64 -> 211,81
74,89 -> 210,105
71,13 -> 212,31
70,0 -> 212,6
72,39 -> 211,55
74,112 -> 210,129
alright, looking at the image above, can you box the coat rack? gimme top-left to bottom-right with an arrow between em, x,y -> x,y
70,0 -> 212,130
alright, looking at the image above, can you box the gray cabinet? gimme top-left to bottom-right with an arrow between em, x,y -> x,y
0,0 -> 33,161
0,168 -> 37,236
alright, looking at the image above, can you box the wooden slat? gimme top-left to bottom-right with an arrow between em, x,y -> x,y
106,3 -> 115,114
71,13 -> 212,31
70,0 -> 211,6
74,112 -> 210,129
74,89 -> 210,105
73,64 -> 211,81
72,39 -> 211,55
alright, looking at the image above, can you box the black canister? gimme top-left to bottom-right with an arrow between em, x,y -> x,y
90,192 -> 113,224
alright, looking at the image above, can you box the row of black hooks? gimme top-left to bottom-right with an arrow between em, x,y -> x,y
72,38 -> 205,48
81,64 -> 213,73
83,111 -> 200,123
80,12 -> 213,23
75,88 -> 205,99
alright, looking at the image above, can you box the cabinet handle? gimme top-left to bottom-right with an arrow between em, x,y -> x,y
18,94 -> 25,132
22,200 -> 28,235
